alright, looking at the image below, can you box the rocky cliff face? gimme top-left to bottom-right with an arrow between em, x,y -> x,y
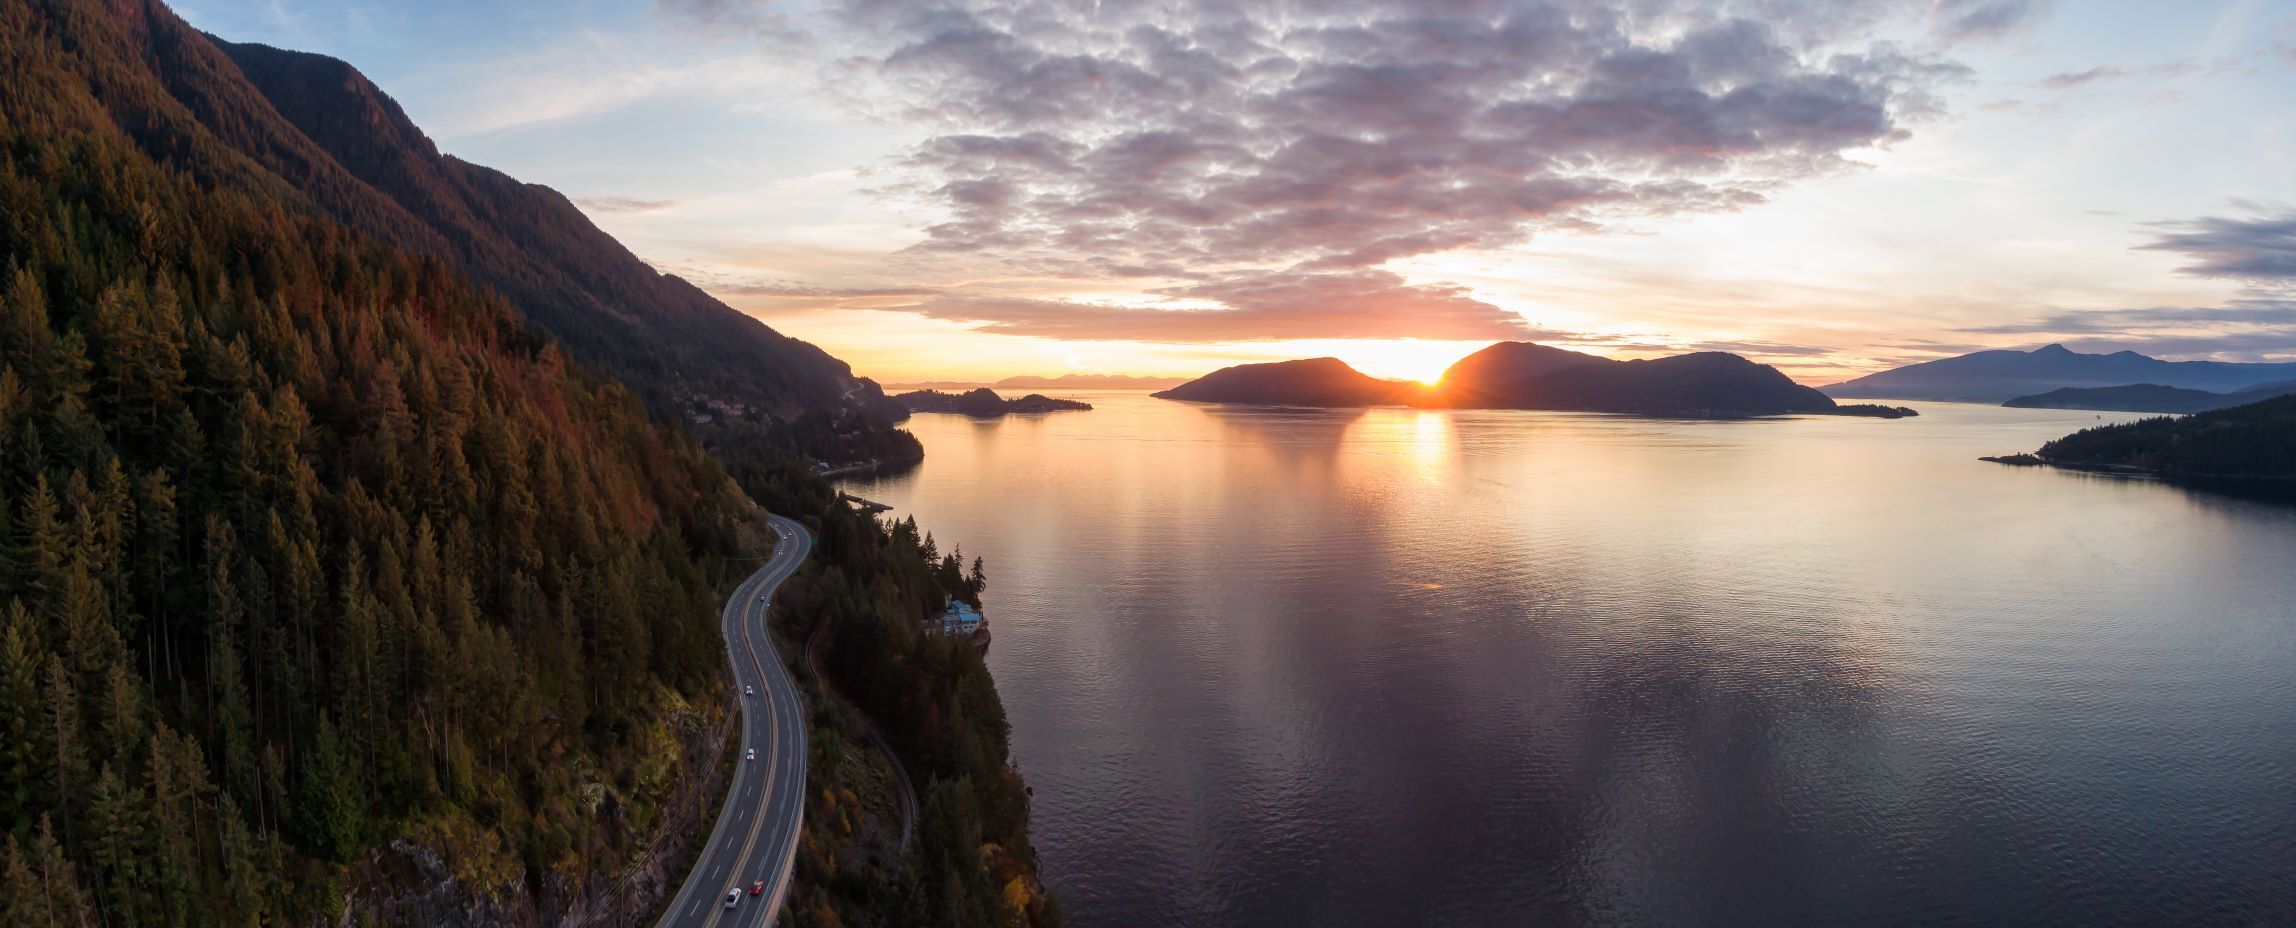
341,700 -> 738,927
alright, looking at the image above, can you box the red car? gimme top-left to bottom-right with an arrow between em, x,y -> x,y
749,880 -> 765,896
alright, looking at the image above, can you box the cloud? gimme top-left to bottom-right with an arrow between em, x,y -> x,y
1930,0 -> 2049,40
657,267 -> 942,306
1872,338 -> 1998,356
911,270 -> 1576,343
719,281 -> 941,299
2041,65 -> 2121,89
1964,302 -> 2296,335
408,27 -> 794,138
577,196 -> 680,213
2139,206 -> 2296,285
1955,300 -> 2296,361
654,0 -> 811,47
2040,58 -> 2207,91
1949,210 -> 2296,362
812,0 -> 1974,337
657,0 -> 760,24
1686,339 -> 1838,357
2051,330 -> 2296,360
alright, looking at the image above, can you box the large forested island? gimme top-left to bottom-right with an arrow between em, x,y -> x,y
0,1 -> 1052,926
1998,394 -> 2296,479
1153,357 -> 1413,407
1156,343 -> 1907,419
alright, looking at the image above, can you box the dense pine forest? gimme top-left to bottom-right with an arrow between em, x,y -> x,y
2037,394 -> 2296,478
0,0 -> 1053,924
0,119 -> 759,921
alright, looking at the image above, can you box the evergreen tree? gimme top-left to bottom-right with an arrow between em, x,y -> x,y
0,605 -> 40,826
39,657 -> 87,839
84,764 -> 149,927
292,713 -> 361,862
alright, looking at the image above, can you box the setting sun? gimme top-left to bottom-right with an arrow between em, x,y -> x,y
1312,338 -> 1494,385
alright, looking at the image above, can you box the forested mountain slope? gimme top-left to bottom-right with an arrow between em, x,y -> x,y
0,90 -> 759,922
0,1 -> 1053,925
4,0 -> 901,432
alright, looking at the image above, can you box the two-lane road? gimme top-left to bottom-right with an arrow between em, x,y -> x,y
658,514 -> 811,928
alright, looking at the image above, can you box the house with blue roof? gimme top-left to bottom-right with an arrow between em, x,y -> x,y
934,598 -> 985,636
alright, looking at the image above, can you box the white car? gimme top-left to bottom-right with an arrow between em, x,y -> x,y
725,889 -> 740,908
745,748 -> 756,761
744,685 -> 754,695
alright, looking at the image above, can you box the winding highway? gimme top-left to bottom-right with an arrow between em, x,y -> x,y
657,514 -> 811,928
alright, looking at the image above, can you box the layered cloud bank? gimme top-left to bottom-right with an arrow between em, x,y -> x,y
2142,207 -> 2296,285
791,0 -> 1978,342
575,0 -> 2296,378
1967,206 -> 2296,359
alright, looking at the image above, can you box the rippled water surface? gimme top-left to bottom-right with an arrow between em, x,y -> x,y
845,394 -> 2296,927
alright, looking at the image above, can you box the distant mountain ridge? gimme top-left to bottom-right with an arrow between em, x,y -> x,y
2002,380 -> 2296,414
1825,344 -> 2296,403
1157,344 -> 1879,418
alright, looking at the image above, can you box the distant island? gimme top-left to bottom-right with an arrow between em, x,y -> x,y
1984,394 -> 2296,479
2001,380 -> 2296,413
1156,343 -> 1913,419
1824,343 -> 2296,403
1153,357 -> 1416,407
1830,404 -> 1922,418
895,387 -> 1093,416
1428,342 -> 1848,417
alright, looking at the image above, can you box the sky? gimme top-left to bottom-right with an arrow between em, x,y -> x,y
172,0 -> 2296,385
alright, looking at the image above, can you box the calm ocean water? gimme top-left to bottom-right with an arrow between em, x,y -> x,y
844,393 -> 2296,927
